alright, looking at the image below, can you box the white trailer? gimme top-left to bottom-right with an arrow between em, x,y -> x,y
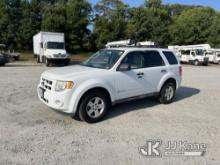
33,32 -> 70,66
168,44 -> 209,66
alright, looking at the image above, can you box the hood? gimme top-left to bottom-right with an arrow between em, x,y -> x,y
42,65 -> 106,80
45,49 -> 66,55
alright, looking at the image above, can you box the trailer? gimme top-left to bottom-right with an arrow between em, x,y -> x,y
33,32 -> 70,66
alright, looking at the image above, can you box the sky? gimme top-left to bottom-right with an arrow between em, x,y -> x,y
89,0 -> 220,11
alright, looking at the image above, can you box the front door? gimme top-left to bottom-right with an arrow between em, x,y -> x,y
114,51 -> 148,100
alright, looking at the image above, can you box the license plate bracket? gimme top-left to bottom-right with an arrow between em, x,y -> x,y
38,87 -> 45,99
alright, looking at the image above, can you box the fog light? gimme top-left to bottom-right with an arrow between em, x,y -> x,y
55,100 -> 64,107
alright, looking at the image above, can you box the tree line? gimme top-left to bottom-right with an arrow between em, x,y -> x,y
0,0 -> 220,52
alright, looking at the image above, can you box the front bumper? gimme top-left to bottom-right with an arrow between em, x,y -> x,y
47,58 -> 70,64
37,85 -> 74,114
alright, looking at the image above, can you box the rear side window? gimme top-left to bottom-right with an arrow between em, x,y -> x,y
143,51 -> 165,67
163,51 -> 178,65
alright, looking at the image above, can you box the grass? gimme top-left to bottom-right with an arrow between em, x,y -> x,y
19,51 -> 94,62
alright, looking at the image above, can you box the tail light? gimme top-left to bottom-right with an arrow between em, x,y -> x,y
179,66 -> 182,77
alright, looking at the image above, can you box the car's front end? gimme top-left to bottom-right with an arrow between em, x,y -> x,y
37,74 -> 75,113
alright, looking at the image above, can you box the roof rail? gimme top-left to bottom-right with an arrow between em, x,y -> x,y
106,40 -> 157,48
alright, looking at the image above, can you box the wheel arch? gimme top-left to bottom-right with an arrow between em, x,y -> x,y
159,77 -> 177,92
76,87 -> 112,114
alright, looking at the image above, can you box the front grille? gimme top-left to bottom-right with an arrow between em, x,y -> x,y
41,78 -> 53,90
53,54 -> 66,58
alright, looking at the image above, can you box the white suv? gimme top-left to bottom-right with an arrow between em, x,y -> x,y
38,48 -> 182,123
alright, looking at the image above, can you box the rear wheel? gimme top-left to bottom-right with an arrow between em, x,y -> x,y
78,91 -> 109,123
159,82 -> 176,104
37,56 -> 40,63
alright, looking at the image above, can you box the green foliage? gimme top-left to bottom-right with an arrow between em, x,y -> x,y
93,0 -> 128,48
208,13 -> 220,47
0,0 -> 220,51
169,7 -> 215,45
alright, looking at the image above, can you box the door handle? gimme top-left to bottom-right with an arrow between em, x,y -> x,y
161,70 -> 167,73
137,72 -> 144,76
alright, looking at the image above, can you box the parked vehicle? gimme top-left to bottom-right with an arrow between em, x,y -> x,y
38,47 -> 182,123
0,44 -> 9,66
33,32 -> 70,66
0,44 -> 20,62
205,49 -> 220,64
168,45 -> 209,66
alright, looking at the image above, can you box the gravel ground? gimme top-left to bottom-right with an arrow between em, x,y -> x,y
0,62 -> 220,165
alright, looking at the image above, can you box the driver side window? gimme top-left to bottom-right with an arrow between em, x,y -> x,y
121,52 -> 144,69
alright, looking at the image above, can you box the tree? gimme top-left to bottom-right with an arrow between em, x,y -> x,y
41,2 -> 66,33
145,0 -> 162,8
169,7 -> 215,45
208,14 -> 220,47
93,0 -> 128,48
65,0 -> 91,50
126,6 -> 171,46
0,0 -> 9,45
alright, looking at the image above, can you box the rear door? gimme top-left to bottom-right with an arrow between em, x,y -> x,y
141,50 -> 167,93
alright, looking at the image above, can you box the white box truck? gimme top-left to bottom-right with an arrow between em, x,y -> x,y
33,32 -> 70,66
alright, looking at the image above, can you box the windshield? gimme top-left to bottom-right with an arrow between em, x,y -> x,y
82,50 -> 124,69
47,42 -> 65,49
195,49 -> 204,56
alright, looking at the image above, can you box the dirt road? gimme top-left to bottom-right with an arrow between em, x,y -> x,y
0,62 -> 219,165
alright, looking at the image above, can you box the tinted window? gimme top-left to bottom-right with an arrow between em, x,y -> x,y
143,51 -> 165,67
121,51 -> 144,69
163,51 -> 178,65
181,50 -> 190,55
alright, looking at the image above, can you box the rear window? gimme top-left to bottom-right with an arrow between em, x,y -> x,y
163,51 -> 178,65
143,51 -> 165,67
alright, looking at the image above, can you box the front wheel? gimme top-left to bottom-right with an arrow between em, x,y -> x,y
159,82 -> 176,104
45,58 -> 50,67
78,91 -> 109,123
194,60 -> 199,66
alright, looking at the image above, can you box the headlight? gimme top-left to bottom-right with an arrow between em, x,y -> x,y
55,80 -> 74,92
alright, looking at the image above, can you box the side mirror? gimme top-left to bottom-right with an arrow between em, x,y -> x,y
118,63 -> 130,71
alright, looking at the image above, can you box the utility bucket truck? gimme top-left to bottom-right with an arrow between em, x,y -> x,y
33,32 -> 70,66
168,44 -> 209,66
205,49 -> 220,64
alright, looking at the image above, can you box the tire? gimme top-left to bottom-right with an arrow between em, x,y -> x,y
194,60 -> 199,66
45,58 -> 50,67
37,56 -> 40,63
13,56 -> 19,61
65,60 -> 70,66
78,91 -> 109,123
159,82 -> 176,104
